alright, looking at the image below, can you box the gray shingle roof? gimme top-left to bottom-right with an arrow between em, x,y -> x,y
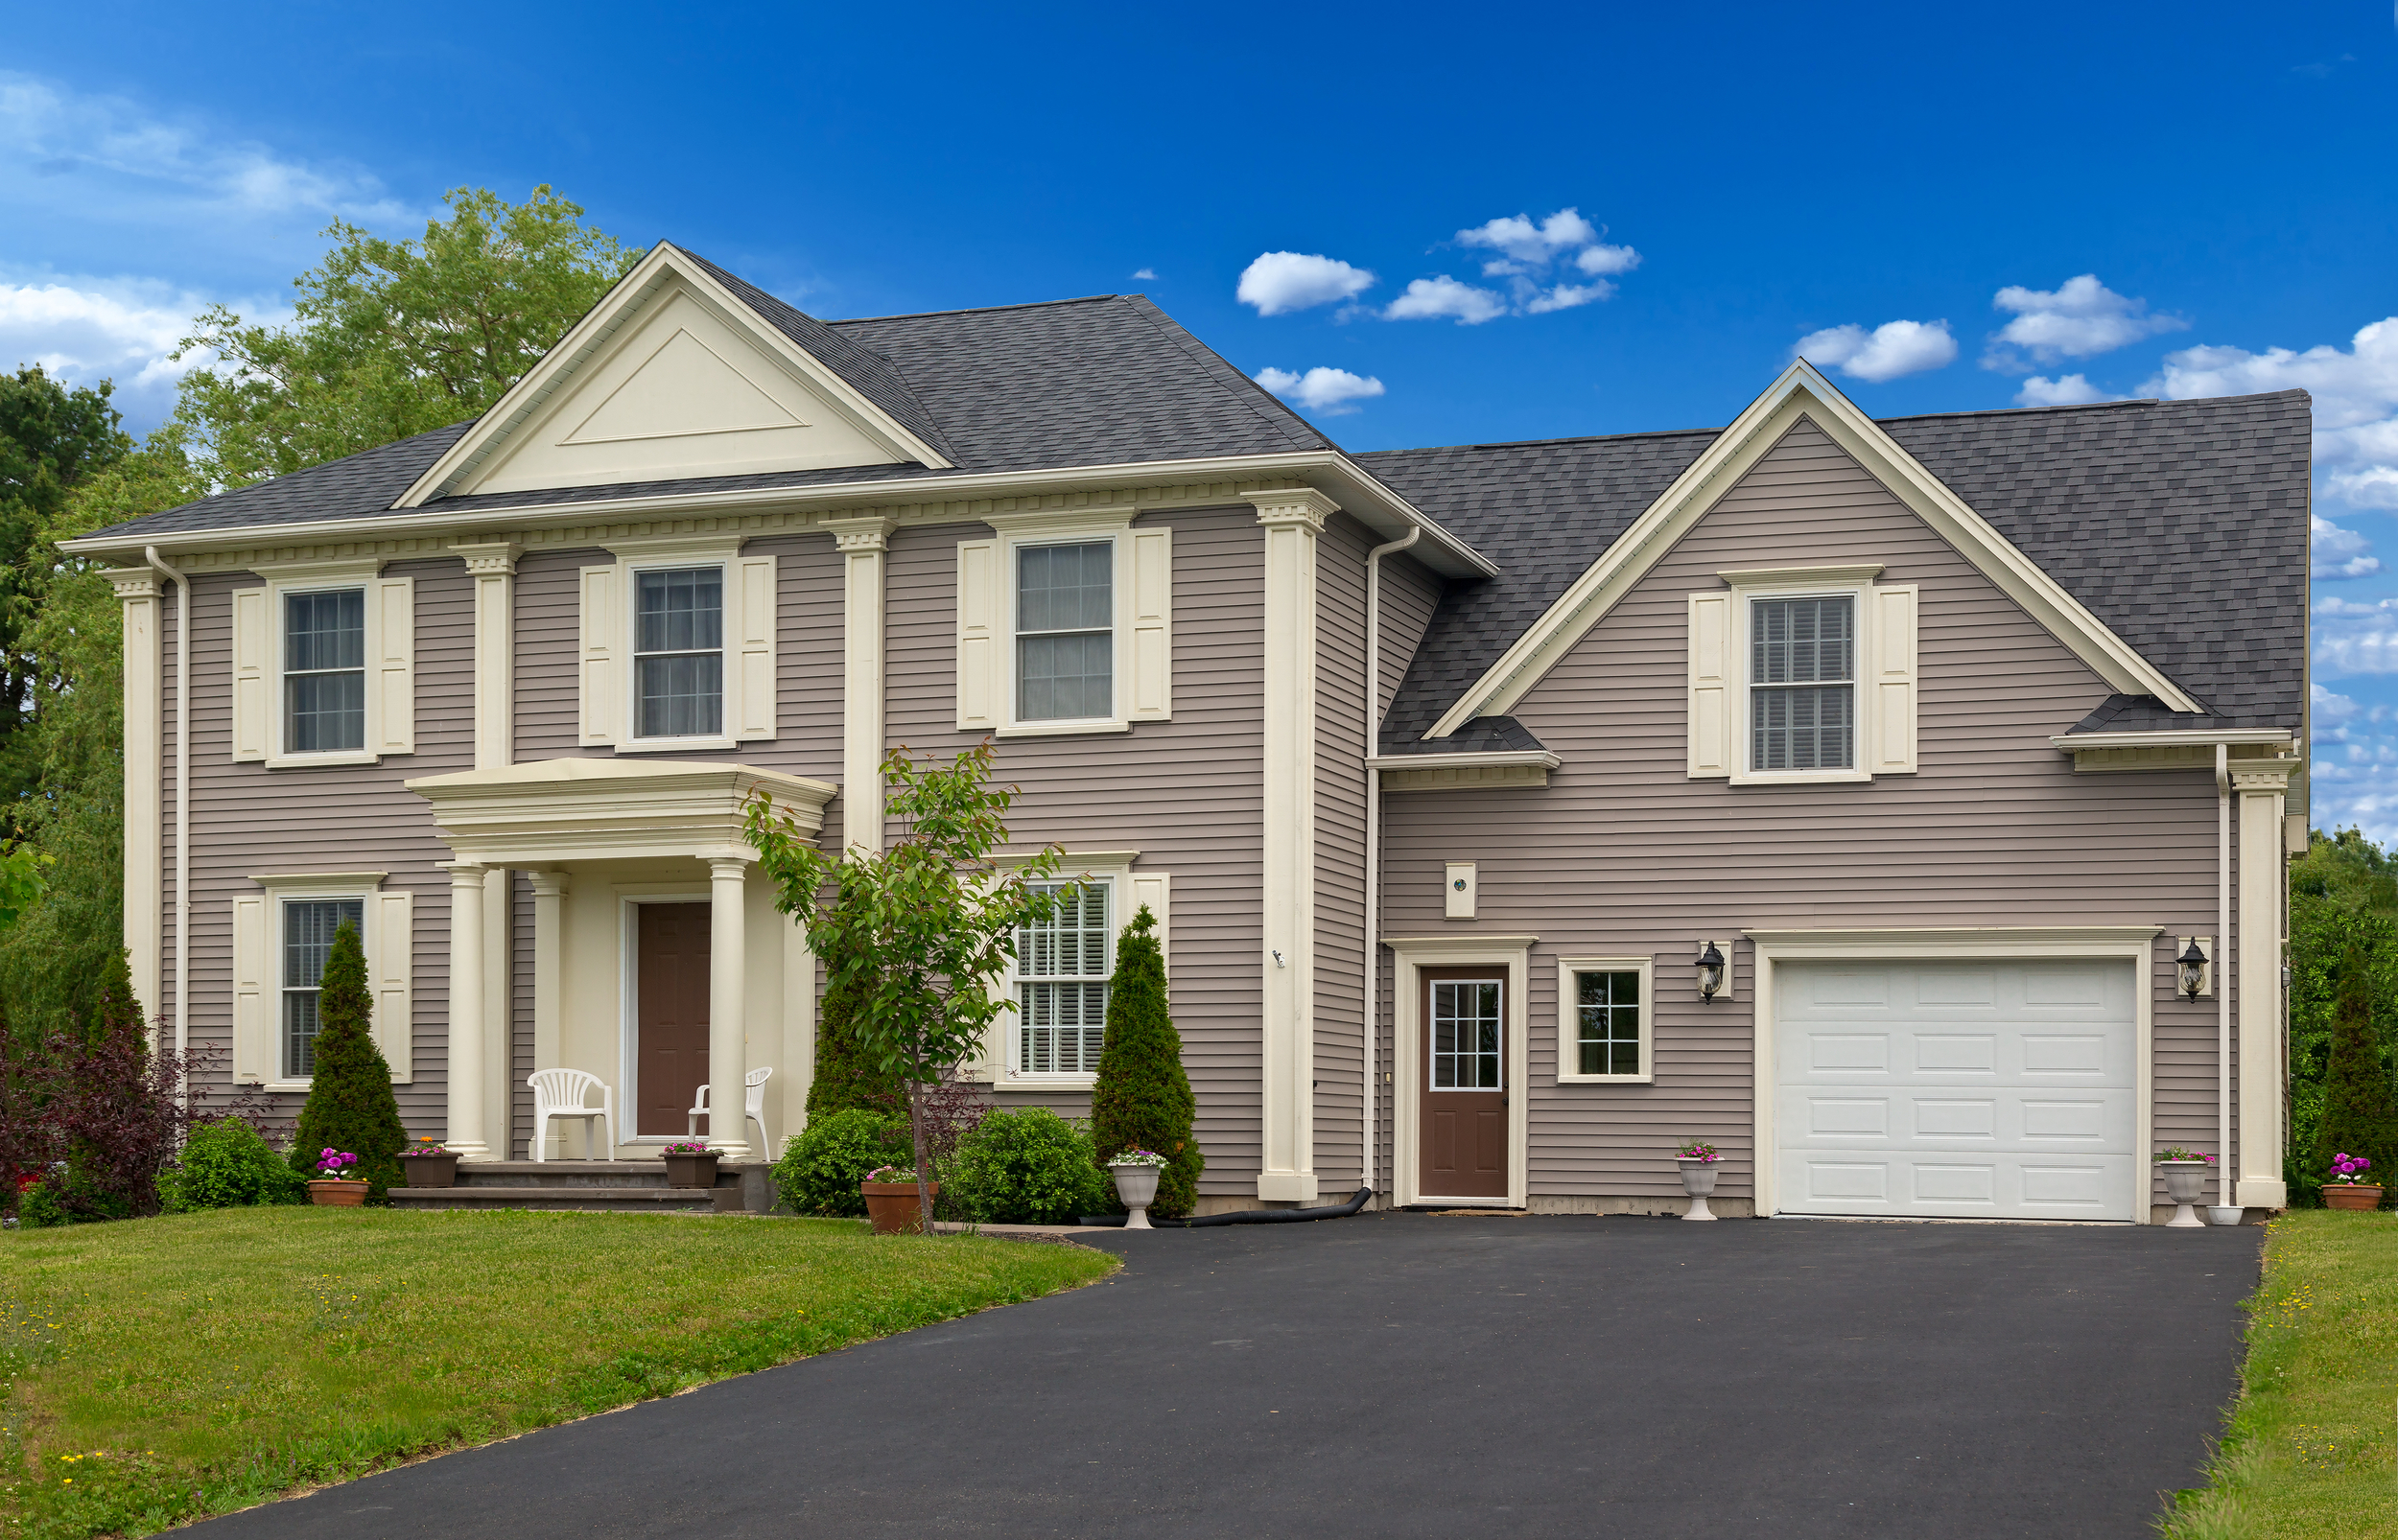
92,422 -> 477,537
1370,390 -> 2310,750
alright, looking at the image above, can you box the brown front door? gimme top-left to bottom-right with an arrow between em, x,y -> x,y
636,903 -> 712,1136
1420,968 -> 1508,1199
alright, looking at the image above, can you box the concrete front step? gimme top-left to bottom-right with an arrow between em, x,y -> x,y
392,1159 -> 781,1213
390,1184 -> 732,1213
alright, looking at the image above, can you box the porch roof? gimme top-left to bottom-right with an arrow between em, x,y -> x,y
405,757 -> 836,867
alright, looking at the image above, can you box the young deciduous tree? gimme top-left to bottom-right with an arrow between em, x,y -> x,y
746,743 -> 1067,1233
285,922 -> 409,1200
1091,906 -> 1204,1218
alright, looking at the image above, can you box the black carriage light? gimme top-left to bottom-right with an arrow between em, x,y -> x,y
1696,941 -> 1727,1003
2177,937 -> 2209,1000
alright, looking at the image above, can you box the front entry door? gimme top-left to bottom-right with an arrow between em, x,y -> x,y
636,903 -> 712,1136
1421,968 -> 1508,1199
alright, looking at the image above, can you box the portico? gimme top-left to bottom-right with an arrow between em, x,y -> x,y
408,758 -> 835,1160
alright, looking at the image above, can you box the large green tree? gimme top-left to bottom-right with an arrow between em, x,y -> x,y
172,186 -> 640,489
2288,828 -> 2398,1198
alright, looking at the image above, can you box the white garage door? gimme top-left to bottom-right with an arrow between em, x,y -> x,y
1775,960 -> 2136,1222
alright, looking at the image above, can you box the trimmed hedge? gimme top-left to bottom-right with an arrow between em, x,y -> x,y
1090,905 -> 1202,1217
163,1119 -> 310,1211
950,1108 -> 1110,1225
772,1107 -> 909,1216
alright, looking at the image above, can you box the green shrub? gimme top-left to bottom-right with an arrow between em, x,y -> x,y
772,1107 -> 908,1216
1090,905 -> 1203,1218
17,1178 -> 68,1227
2314,942 -> 2398,1206
285,921 -> 408,1200
163,1119 -> 309,1212
804,972 -> 905,1121
951,1108 -> 1110,1225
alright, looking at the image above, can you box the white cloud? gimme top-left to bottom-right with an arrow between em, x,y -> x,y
1130,268 -> 1157,280
2015,373 -> 2121,407
0,273 -> 284,423
2314,514 -> 2382,578
2313,595 -> 2398,672
1446,206 -> 1640,312
1383,275 -> 1509,325
2147,316 -> 2398,511
2315,682 -> 2360,723
1255,364 -> 1386,414
1525,283 -> 1612,314
1795,319 -> 1958,383
1236,251 -> 1376,316
1574,243 -> 1640,277
1456,208 -> 1600,271
1984,274 -> 2187,368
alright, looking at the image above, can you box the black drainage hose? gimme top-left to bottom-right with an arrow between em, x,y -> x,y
1076,1188 -> 1374,1228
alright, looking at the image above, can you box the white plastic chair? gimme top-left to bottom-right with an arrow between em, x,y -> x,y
687,1064 -> 773,1150
529,1068 -> 616,1162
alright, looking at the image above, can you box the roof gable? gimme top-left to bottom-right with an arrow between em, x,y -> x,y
396,243 -> 954,505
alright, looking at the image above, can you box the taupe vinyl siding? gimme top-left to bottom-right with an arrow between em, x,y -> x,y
512,548 -> 610,761
1312,513 -> 1372,1188
881,509 -> 1265,1195
510,870 -> 533,1158
180,561 -> 477,1134
1369,552 -> 1443,1194
1382,418 -> 2230,1204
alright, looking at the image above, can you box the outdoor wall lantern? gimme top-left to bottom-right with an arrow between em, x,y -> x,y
2177,937 -> 2209,1000
1695,941 -> 1727,1003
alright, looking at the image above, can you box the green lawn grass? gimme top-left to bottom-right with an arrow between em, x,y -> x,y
2164,1209 -> 2397,1538
0,1206 -> 1114,1538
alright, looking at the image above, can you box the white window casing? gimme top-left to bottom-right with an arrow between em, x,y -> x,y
233,558 -> 414,767
1687,564 -> 1914,785
1554,955 -> 1654,1084
982,852 -> 1165,1087
956,511 -> 1170,737
578,537 -> 775,751
232,871 -> 408,1088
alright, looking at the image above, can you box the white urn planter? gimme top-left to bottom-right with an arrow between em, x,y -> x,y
1676,1157 -> 1721,1222
2157,1160 -> 2210,1228
1111,1162 -> 1162,1230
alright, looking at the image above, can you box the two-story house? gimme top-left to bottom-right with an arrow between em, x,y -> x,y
73,241 -> 2309,1221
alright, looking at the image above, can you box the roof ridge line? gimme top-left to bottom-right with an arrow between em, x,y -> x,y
829,293 -> 1127,325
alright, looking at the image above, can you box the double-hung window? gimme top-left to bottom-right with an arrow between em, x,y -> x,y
1016,879 -> 1112,1077
1017,543 -> 1113,722
283,898 -> 364,1079
284,590 -> 367,755
1750,595 -> 1852,772
634,566 -> 724,738
1555,956 -> 1653,1083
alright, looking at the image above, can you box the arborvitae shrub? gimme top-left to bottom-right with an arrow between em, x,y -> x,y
2316,942 -> 2398,1206
285,922 -> 409,1200
772,1106 -> 909,1216
951,1108 -> 1111,1224
164,1118 -> 309,1211
1090,906 -> 1203,1218
804,971 -> 906,1121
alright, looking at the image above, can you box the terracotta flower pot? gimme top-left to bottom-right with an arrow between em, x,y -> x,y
308,1179 -> 368,1207
399,1154 -> 459,1188
663,1153 -> 719,1189
2324,1183 -> 2384,1212
861,1179 -> 940,1234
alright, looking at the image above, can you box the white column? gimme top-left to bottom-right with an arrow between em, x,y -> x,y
2234,759 -> 2297,1209
111,571 -> 164,1028
529,870 -> 568,1158
443,861 -> 492,1160
455,542 -> 521,1156
1249,489 -> 1334,1203
707,856 -> 753,1158
827,517 -> 896,852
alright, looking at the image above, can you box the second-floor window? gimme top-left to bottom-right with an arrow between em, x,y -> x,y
1751,595 -> 1853,772
285,590 -> 366,754
1018,542 -> 1113,722
635,567 -> 723,738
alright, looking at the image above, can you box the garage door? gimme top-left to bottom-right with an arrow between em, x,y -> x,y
1775,960 -> 2136,1221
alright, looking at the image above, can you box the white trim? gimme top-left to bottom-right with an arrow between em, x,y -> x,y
1554,955 -> 1656,1084
232,872 -> 408,1091
827,516 -> 892,850
1743,926 -> 2159,1224
992,857 -> 1169,1089
1385,935 -> 1535,1209
1707,569 -> 1911,785
239,557 -> 414,767
2051,730 -> 2295,751
1424,362 -> 2201,740
959,508 -> 1173,738
582,535 -> 775,753
114,573 -> 163,1023
1255,491 -> 1328,1202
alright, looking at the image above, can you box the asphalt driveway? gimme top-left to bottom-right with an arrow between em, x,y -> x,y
197,1212 -> 2259,1539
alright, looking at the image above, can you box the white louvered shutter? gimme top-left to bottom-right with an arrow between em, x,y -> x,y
734,553 -> 778,740
578,564 -> 621,745
231,895 -> 270,1081
1686,592 -> 1733,779
374,575 -> 415,756
371,887 -> 413,1081
1127,526 -> 1172,721
955,539 -> 1000,731
1871,584 -> 1919,775
232,588 -> 270,761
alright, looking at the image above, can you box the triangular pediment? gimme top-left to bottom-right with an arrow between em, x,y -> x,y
398,244 -> 951,505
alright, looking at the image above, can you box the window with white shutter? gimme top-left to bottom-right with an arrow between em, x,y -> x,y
578,541 -> 777,751
1691,565 -> 1916,785
956,515 -> 1170,736
240,562 -> 414,766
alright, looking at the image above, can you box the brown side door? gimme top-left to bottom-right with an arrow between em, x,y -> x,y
636,902 -> 712,1136
1420,967 -> 1509,1199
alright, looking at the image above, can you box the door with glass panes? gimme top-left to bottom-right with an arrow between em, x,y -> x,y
1420,968 -> 1509,1198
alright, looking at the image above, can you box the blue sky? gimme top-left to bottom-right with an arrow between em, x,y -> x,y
5,3 -> 2395,831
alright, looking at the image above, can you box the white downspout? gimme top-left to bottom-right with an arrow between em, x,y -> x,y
2217,742 -> 2231,1214
1363,525 -> 1421,1199
142,547 -> 189,1067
